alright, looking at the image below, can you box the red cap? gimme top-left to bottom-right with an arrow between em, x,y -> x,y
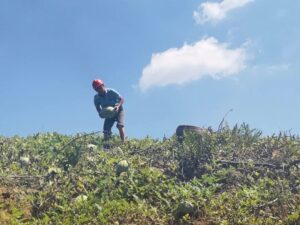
92,79 -> 104,90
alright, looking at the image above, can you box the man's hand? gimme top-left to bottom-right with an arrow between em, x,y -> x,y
114,105 -> 120,111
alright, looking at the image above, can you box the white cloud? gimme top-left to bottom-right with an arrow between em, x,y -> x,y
193,0 -> 254,24
139,37 -> 248,92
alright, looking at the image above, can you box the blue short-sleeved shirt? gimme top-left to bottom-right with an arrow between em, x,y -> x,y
94,88 -> 122,109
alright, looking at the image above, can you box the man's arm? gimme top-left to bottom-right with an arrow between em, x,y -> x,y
94,95 -> 103,117
95,105 -> 104,118
95,105 -> 102,114
114,97 -> 124,111
109,89 -> 124,111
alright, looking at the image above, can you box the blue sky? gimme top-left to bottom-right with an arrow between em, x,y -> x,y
0,0 -> 299,138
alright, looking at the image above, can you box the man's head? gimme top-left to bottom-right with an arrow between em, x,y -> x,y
92,79 -> 106,94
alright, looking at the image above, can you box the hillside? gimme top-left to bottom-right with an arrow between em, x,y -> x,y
0,123 -> 299,225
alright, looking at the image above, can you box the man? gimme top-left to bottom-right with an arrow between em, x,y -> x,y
92,79 -> 125,142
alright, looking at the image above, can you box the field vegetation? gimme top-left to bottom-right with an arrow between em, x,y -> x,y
0,123 -> 299,224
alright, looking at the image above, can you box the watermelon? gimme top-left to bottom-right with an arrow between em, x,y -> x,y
87,144 -> 97,151
48,167 -> 62,175
20,156 -> 30,165
116,160 -> 129,175
100,106 -> 117,119
74,195 -> 88,204
176,201 -> 195,217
